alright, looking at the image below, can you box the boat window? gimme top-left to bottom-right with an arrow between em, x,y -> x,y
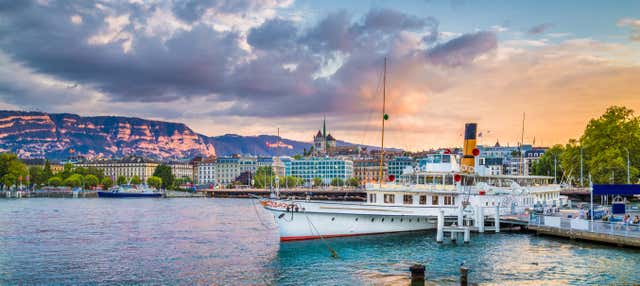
369,193 -> 377,203
432,195 -> 439,205
419,195 -> 427,205
442,155 -> 451,163
444,196 -> 453,205
384,194 -> 395,204
403,194 -> 413,205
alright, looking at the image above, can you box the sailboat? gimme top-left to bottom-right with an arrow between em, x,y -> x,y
260,58 -> 562,241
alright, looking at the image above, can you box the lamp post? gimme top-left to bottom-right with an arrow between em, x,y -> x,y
623,147 -> 630,184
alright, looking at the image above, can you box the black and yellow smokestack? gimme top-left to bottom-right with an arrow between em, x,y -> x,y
461,123 -> 477,172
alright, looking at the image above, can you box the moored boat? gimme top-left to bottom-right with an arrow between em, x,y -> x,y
97,184 -> 163,198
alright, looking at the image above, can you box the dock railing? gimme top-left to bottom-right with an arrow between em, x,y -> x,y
530,214 -> 640,238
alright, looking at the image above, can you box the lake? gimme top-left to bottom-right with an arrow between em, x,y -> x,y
1,198 -> 639,285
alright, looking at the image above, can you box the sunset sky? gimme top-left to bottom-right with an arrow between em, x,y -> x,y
1,0 -> 639,150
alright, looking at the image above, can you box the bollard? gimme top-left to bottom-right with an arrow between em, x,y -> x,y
464,228 -> 470,243
410,264 -> 425,286
460,266 -> 469,286
478,207 -> 485,233
437,210 -> 444,243
494,206 -> 500,233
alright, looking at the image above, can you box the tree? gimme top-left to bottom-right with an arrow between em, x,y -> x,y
147,176 -> 162,189
47,176 -> 63,187
63,174 -> 83,187
116,176 -> 127,185
28,166 -> 44,187
0,153 -> 28,189
313,177 -> 323,187
43,160 -> 54,179
253,166 -> 275,189
580,106 -> 640,184
84,174 -> 99,188
60,163 -> 74,179
330,177 -> 344,186
153,164 -> 174,189
130,175 -> 141,185
347,177 -> 360,187
531,144 -> 564,182
1,174 -> 16,189
101,176 -> 113,189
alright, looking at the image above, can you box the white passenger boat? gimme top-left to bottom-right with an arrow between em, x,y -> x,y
260,59 -> 561,241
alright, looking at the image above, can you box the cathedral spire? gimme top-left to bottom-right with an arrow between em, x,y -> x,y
322,115 -> 326,138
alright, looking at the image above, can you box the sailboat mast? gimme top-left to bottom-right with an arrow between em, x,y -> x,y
520,112 -> 525,176
379,58 -> 387,187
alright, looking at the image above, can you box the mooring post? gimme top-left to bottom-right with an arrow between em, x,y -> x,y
494,206 -> 500,233
460,266 -> 469,286
437,210 -> 444,243
410,264 -> 425,286
478,207 -> 485,233
464,227 -> 470,243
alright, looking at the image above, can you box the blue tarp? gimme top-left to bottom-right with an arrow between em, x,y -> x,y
593,184 -> 640,196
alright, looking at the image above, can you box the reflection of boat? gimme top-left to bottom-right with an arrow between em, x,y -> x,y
97,184 -> 162,198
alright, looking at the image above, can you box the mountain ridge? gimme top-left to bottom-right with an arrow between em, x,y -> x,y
0,110 -> 393,160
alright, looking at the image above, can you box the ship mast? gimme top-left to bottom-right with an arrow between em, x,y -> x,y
379,58 -> 387,187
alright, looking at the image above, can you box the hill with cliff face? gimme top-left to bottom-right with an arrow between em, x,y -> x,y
0,110 -> 392,160
0,111 -> 217,160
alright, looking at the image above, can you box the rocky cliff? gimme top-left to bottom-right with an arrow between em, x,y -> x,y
0,111 -> 216,160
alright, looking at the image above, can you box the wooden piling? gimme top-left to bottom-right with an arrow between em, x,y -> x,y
460,266 -> 469,286
410,264 -> 425,286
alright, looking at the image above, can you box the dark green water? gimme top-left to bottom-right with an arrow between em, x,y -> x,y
1,198 -> 638,285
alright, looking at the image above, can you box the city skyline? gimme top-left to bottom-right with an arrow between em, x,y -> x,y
1,1 -> 639,151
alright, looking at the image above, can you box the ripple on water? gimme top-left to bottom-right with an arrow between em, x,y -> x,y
1,198 -> 639,285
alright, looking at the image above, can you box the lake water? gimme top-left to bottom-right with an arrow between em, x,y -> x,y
1,198 -> 639,285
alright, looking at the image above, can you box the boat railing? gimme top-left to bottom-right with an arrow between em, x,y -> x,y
530,214 -> 640,238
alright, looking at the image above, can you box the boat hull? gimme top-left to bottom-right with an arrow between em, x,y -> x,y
264,201 -> 439,241
97,191 -> 162,198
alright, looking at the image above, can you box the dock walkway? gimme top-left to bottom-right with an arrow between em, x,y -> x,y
527,215 -> 640,247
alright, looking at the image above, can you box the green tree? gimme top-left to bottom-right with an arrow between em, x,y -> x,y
130,175 -> 142,185
253,166 -> 275,189
43,160 -> 54,179
153,164 -> 174,189
147,176 -> 162,189
0,153 -> 28,189
84,174 -> 99,188
60,163 -> 74,179
116,176 -> 128,185
47,176 -> 63,187
347,177 -> 360,187
101,176 -> 113,189
580,106 -> 640,184
531,144 -> 564,182
63,174 -> 83,187
313,177 -> 323,187
28,166 -> 44,187
1,174 -> 16,189
330,177 -> 344,186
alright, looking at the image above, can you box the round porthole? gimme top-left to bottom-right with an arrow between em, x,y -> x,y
381,218 -> 385,222
331,217 -> 335,221
391,218 -> 394,222
409,219 -> 412,222
371,218 -> 375,222
355,218 -> 359,222
417,219 -> 420,222
400,219 -> 403,222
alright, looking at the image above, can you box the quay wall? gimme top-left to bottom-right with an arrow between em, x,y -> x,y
529,225 -> 640,248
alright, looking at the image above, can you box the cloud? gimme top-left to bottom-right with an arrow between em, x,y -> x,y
426,31 -> 498,66
247,18 -> 298,50
617,18 -> 640,41
527,23 -> 554,35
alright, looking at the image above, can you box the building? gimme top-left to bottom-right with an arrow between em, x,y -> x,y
289,157 -> 353,185
313,117 -> 337,155
387,156 -> 415,178
168,161 -> 194,180
353,159 -> 386,184
75,156 -> 158,183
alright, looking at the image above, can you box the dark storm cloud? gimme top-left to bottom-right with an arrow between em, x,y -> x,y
0,1 -> 497,117
527,23 -> 554,35
426,31 -> 497,67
